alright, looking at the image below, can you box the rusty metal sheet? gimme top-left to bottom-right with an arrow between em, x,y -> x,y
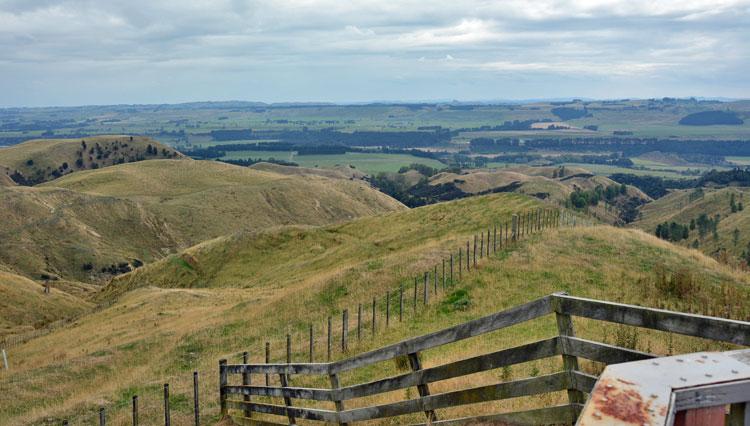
577,349 -> 750,426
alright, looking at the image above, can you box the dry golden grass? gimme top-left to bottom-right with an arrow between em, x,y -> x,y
1,158 -> 403,285
0,270 -> 91,338
2,193 -> 748,425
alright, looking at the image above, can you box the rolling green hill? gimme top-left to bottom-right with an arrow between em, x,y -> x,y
428,166 -> 650,224
633,186 -> 750,260
2,159 -> 403,284
2,193 -> 747,425
0,136 -> 182,185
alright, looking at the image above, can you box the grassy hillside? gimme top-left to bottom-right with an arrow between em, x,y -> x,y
44,159 -> 405,245
0,136 -> 182,185
2,159 -> 403,284
0,269 -> 92,338
1,193 -> 747,425
0,185 -> 181,283
429,166 -> 650,224
633,187 -> 750,259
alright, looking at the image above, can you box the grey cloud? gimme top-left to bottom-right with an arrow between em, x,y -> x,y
0,0 -> 748,105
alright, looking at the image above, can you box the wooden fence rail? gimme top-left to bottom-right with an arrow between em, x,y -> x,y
219,293 -> 750,425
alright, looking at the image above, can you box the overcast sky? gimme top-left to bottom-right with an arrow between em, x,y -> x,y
1,0 -> 749,106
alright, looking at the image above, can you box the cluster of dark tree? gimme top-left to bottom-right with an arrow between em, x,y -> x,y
608,174 -> 695,198
654,213 -> 723,243
219,158 -> 299,167
397,163 -> 440,177
205,128 -> 452,148
367,173 -> 462,207
679,111 -> 744,126
730,193 -> 744,213
567,184 -> 626,209
655,222 -> 690,242
185,143 -> 443,161
551,107 -> 590,120
100,262 -> 132,275
454,119 -> 554,133
697,168 -> 750,187
468,137 -> 750,156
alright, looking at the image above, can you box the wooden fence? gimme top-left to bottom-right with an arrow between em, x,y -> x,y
219,293 -> 750,425
218,208 -> 592,381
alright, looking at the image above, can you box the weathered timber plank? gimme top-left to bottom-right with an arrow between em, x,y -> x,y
226,400 -> 338,423
559,336 -> 655,364
337,372 -> 569,423
553,293 -> 750,346
408,403 -> 583,426
336,337 -> 560,400
330,296 -> 553,373
225,363 -> 330,375
224,385 -> 334,401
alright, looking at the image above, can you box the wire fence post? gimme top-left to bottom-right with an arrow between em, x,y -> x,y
327,316 -> 332,362
309,323 -> 314,362
372,297 -> 376,336
164,383 -> 171,426
193,371 -> 200,426
133,395 -> 139,426
99,407 -> 106,426
264,343 -> 270,386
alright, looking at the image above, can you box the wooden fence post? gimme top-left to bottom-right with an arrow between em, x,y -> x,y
279,366 -> 296,425
342,310 -> 348,352
465,241 -> 469,271
133,395 -> 139,426
193,371 -> 200,426
434,265 -> 438,294
413,277 -> 417,313
505,221 -> 508,246
372,297 -> 376,336
519,213 -> 524,238
286,334 -> 292,364
219,359 -> 228,417
358,304 -> 363,339
553,300 -> 585,405
442,259 -> 446,290
482,231 -> 490,259
408,352 -> 438,422
2,349 -> 7,370
493,225 -> 497,253
512,214 -> 518,241
529,210 -> 533,233
473,235 -> 477,267
327,317 -> 332,362
450,254 -> 454,284
309,323 -> 314,362
386,292 -> 390,327
99,407 -> 106,426
329,373 -> 348,426
423,272 -> 428,305
164,383 -> 171,426
458,249 -> 462,279
264,343 -> 270,386
537,208 -> 542,231
242,352 -> 251,418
